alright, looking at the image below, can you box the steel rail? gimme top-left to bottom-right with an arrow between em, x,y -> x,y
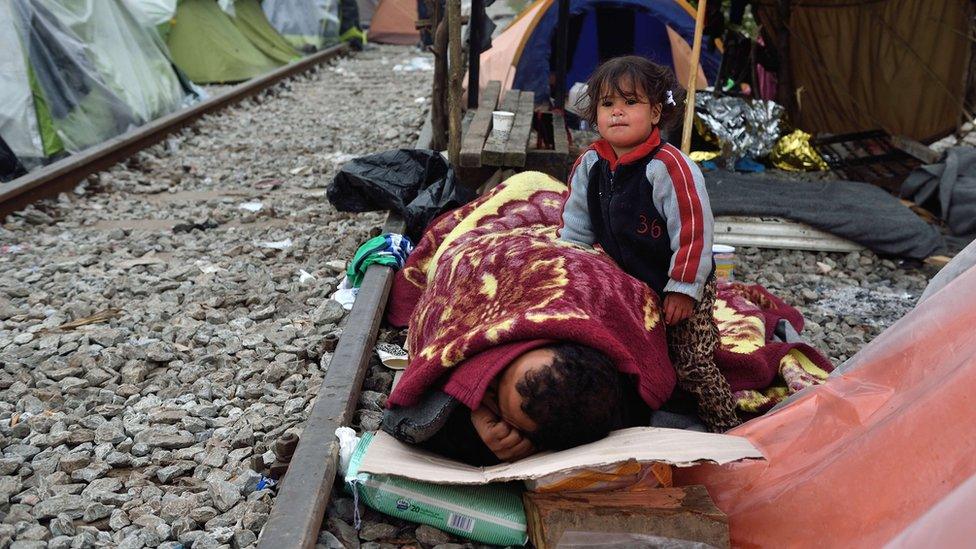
257,118 -> 433,549
0,44 -> 348,219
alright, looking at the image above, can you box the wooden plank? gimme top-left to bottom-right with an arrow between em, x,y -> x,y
0,44 -> 348,218
552,112 -> 569,156
459,80 -> 502,167
891,134 -> 941,165
502,91 -> 535,167
481,90 -> 521,166
714,216 -> 864,253
524,486 -> 729,549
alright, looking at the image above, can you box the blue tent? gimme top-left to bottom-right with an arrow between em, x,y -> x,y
510,0 -> 721,105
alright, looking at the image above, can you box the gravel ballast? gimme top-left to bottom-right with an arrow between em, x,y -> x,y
0,45 -> 431,548
1,43 -> 939,549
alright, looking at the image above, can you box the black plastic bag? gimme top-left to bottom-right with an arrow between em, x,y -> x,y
0,136 -> 27,183
328,149 -> 476,239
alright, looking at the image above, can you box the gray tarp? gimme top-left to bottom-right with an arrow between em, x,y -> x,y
705,171 -> 945,260
902,147 -> 976,249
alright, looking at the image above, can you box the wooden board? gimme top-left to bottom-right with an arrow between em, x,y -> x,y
501,91 -> 535,167
459,80 -> 502,167
481,90 -> 522,166
552,112 -> 569,156
524,485 -> 729,549
714,216 -> 864,253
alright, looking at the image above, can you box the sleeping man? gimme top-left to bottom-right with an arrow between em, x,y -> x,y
381,172 -> 832,464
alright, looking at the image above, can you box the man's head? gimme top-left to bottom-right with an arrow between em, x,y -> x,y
494,342 -> 626,451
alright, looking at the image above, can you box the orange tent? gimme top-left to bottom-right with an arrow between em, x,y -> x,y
367,0 -> 418,45
675,251 -> 976,546
472,0 -> 714,98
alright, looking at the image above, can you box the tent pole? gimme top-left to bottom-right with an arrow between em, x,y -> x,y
680,0 -> 706,154
468,0 -> 483,108
554,0 -> 569,109
448,0 -> 463,165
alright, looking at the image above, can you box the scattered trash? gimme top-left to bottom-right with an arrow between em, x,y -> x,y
336,427 -> 360,476
393,56 -> 433,72
695,95 -> 784,165
256,475 -> 277,491
376,342 -> 408,370
54,308 -> 122,331
770,129 -> 829,172
257,238 -> 293,250
112,252 -> 169,269
298,269 -> 316,284
254,178 -> 283,190
173,220 -> 219,233
242,469 -> 279,495
1,244 -> 27,254
329,149 -> 476,239
238,202 -> 264,213
289,166 -> 312,176
347,234 -> 414,287
690,151 -> 721,163
414,97 -> 426,103
331,276 -> 358,310
195,260 -> 226,274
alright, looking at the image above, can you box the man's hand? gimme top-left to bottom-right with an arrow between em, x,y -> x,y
471,406 -> 535,462
663,292 -> 695,325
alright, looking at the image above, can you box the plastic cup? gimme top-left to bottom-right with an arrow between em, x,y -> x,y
491,111 -> 515,138
712,244 -> 736,282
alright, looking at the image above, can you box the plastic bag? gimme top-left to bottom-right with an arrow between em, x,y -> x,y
328,149 -> 476,239
345,432 -> 528,546
0,136 -> 27,182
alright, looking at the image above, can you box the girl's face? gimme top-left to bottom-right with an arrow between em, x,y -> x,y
596,79 -> 662,156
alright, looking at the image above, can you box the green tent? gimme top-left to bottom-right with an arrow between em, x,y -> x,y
165,0 -> 298,84
0,0 -> 192,168
233,0 -> 301,64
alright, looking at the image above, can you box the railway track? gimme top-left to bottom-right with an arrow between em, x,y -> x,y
0,44 -> 347,219
257,120 -> 430,548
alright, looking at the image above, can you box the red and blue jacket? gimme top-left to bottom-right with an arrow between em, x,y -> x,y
557,128 -> 714,301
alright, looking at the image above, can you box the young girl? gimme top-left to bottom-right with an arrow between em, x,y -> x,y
558,56 -> 740,432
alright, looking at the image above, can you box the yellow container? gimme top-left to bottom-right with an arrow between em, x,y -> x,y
713,244 -> 735,282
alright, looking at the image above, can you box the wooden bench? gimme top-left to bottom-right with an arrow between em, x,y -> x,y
459,80 -> 573,180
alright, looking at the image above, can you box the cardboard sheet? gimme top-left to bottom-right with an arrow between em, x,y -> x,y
359,427 -> 764,485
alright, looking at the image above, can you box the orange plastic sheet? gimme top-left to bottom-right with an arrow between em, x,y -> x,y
675,261 -> 976,547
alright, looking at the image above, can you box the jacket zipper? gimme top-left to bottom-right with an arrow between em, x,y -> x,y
605,167 -> 625,261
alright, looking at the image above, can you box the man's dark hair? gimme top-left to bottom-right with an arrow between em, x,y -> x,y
580,55 -> 684,130
516,342 -> 626,450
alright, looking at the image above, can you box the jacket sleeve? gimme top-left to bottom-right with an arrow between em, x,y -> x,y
556,149 -> 599,247
648,146 -> 714,301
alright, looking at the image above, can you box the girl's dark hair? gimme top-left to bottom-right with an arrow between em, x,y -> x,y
515,342 -> 626,450
580,55 -> 685,130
